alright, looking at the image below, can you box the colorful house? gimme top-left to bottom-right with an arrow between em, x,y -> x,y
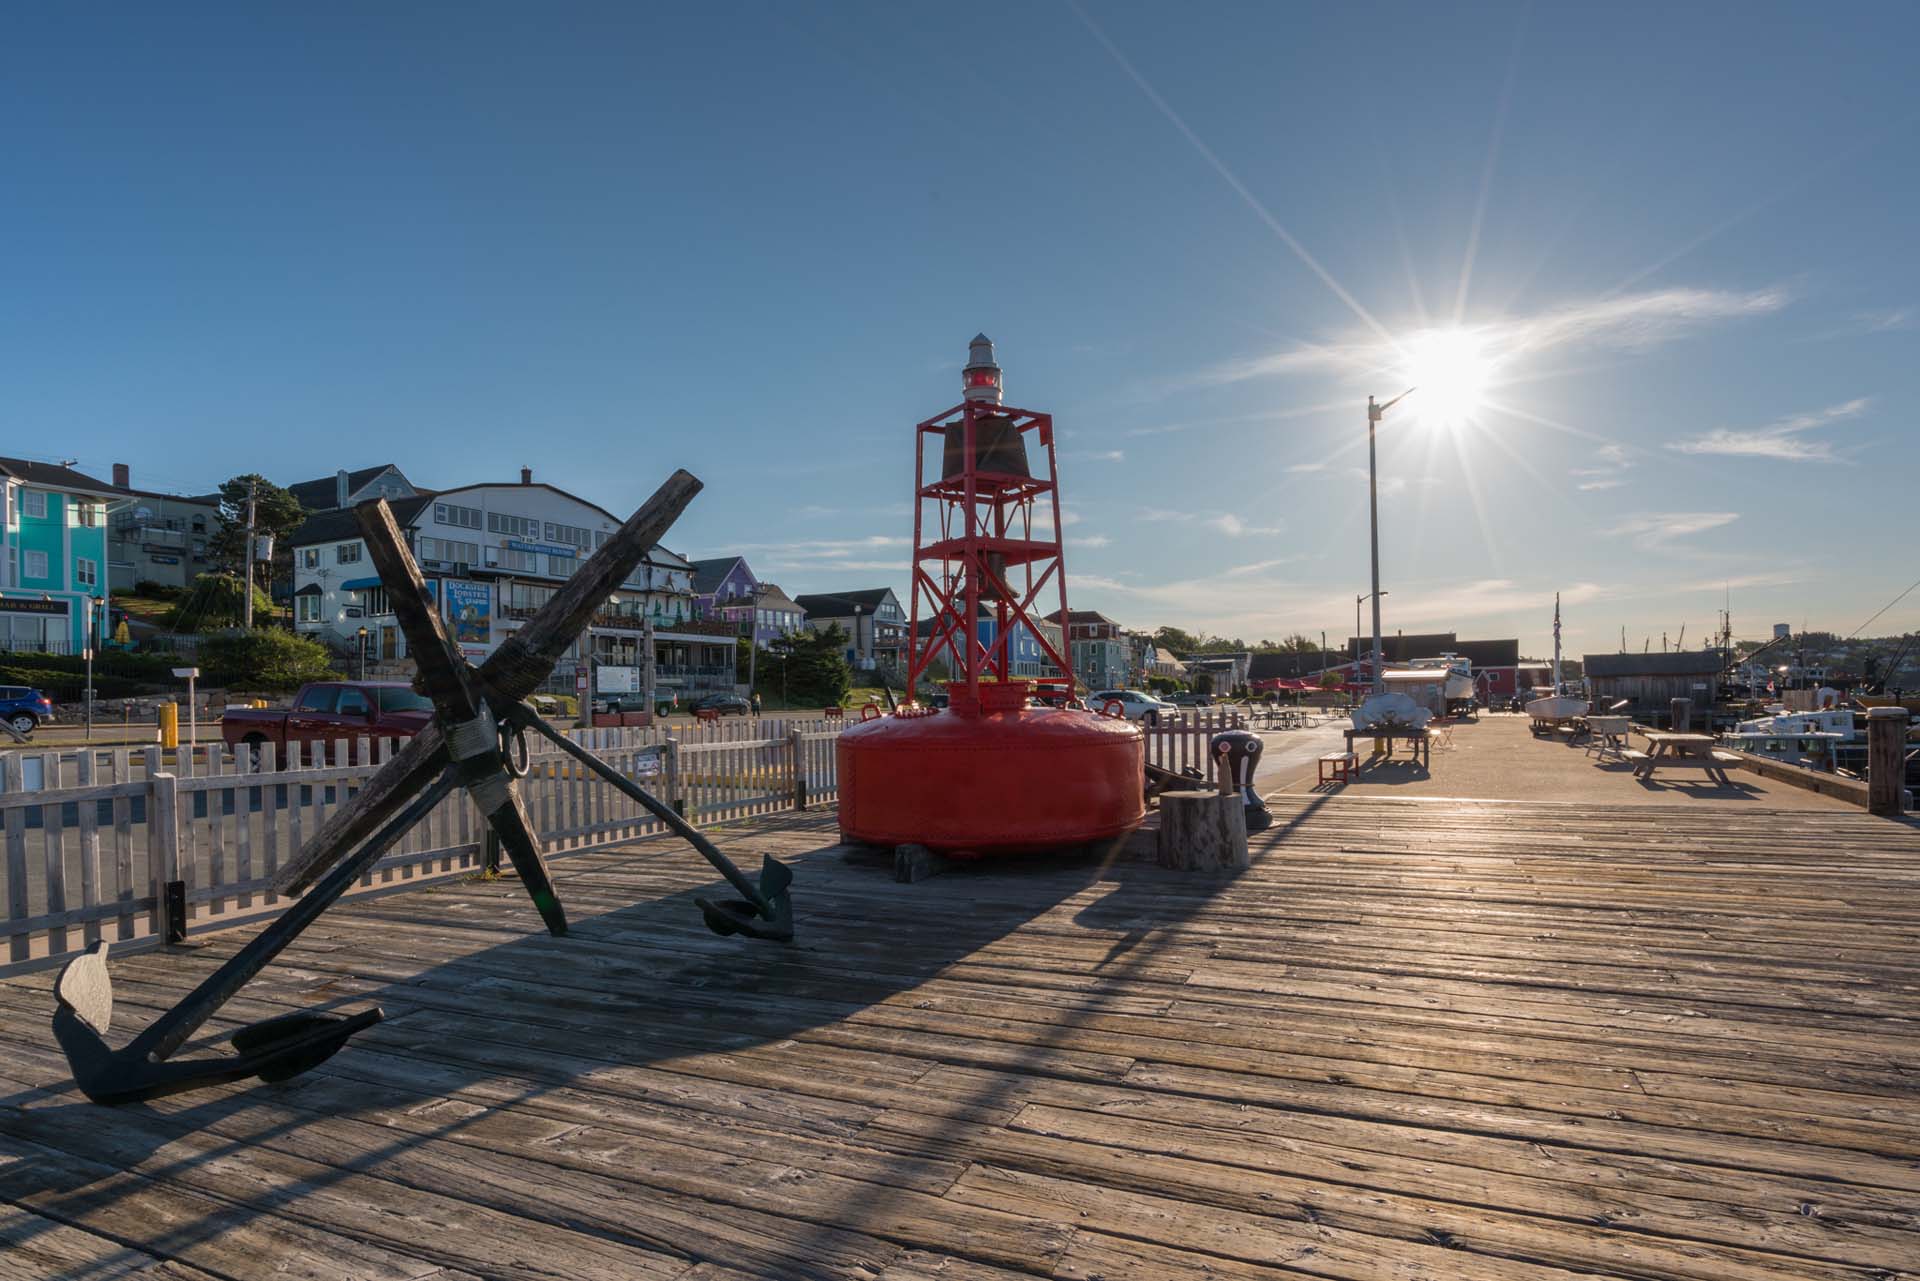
0,458 -> 117,655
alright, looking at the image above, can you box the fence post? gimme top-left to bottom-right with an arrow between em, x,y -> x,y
1867,708 -> 1910,816
789,728 -> 806,811
148,771 -> 184,943
664,737 -> 684,818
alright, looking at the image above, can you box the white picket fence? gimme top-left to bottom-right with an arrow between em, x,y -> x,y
1142,709 -> 1247,776
0,720 -> 845,976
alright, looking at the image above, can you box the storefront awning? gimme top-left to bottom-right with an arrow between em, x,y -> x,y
340,577 -> 381,592
293,583 -> 323,597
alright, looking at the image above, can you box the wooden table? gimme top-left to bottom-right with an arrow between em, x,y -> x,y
1345,724 -> 1431,768
1633,730 -> 1727,782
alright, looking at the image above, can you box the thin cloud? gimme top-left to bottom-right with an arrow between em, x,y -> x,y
1059,449 -> 1126,463
1603,511 -> 1739,549
1201,286 -> 1787,387
1800,307 -> 1912,342
1070,534 -> 1113,549
1285,462 -> 1327,474
1667,397 -> 1867,462
1576,479 -> 1624,491
1208,513 -> 1283,537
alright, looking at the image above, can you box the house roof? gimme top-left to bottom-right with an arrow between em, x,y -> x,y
0,457 -> 122,499
1247,651 -> 1325,680
288,465 -> 407,512
752,583 -> 802,611
287,495 -> 437,548
1045,609 -> 1120,627
1584,651 -> 1727,678
690,557 -> 749,595
1347,633 -> 1456,661
795,589 -> 899,616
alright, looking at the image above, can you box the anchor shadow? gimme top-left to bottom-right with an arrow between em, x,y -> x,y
0,807 -> 1242,1279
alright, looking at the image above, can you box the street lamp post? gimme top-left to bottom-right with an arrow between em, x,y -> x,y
356,627 -> 368,681
1365,389 -> 1414,694
1355,591 -> 1387,688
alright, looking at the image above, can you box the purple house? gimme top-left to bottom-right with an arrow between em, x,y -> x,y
691,557 -> 807,646
691,556 -> 759,618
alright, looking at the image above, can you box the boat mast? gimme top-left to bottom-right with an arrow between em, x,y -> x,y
1552,593 -> 1563,695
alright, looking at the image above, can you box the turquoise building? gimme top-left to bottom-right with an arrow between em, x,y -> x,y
0,458 -> 116,655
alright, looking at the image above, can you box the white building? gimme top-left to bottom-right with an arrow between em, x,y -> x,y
288,470 -> 737,696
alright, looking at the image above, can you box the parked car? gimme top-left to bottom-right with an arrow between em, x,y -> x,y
222,681 -> 434,756
0,686 -> 54,737
691,693 -> 751,716
1089,688 -> 1176,725
1166,692 -> 1212,707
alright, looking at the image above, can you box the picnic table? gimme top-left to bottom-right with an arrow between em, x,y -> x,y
1585,715 -> 1633,759
1344,724 -> 1431,768
1627,730 -> 1738,783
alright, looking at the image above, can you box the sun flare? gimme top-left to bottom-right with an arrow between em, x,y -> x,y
1402,328 -> 1494,428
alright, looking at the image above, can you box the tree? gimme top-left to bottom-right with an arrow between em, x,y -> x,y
199,627 -> 335,691
761,624 -> 851,707
210,474 -> 306,576
166,573 -> 275,631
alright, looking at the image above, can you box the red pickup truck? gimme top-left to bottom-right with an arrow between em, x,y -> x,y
222,681 -> 434,754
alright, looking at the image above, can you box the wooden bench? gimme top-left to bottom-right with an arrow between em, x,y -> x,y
1620,748 -> 1651,766
1319,751 -> 1358,784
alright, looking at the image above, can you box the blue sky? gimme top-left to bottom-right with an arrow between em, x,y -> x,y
4,2 -> 1915,655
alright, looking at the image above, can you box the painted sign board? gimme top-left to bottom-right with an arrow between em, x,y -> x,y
632,746 -> 663,779
508,539 -> 578,559
597,665 -> 638,694
443,580 -> 491,645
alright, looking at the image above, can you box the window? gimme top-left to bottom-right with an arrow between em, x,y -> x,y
549,555 -> 577,577
359,587 -> 392,616
294,686 -> 339,713
487,512 -> 540,538
376,687 -> 433,712
23,491 -> 47,519
301,547 -> 320,569
498,546 -> 541,573
337,543 -> 362,564
336,687 -> 372,718
543,521 -> 592,549
23,549 -> 48,580
76,501 -> 100,527
417,537 -> 479,565
434,502 -> 482,530
76,558 -> 97,588
296,595 -> 322,623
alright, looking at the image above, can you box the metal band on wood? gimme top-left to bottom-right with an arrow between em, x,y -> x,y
445,709 -> 498,761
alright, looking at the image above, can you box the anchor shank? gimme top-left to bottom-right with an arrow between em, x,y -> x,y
129,768 -> 461,1064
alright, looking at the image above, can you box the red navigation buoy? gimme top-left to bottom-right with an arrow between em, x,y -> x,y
836,336 -> 1144,854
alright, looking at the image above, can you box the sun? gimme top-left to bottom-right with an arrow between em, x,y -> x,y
1402,327 -> 1494,429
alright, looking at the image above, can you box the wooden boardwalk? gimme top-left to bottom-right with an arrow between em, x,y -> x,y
2,795 -> 1919,1280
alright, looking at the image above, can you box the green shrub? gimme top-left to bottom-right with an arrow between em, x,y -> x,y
165,573 -> 275,631
198,628 -> 335,691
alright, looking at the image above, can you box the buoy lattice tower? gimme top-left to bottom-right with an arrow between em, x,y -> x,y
834,335 -> 1144,855
906,333 -> 1075,706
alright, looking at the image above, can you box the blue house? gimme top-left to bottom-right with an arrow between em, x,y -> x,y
914,604 -> 1064,680
1,458 -> 116,655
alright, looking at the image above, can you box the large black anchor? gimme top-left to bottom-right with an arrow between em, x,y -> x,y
53,471 -> 794,1105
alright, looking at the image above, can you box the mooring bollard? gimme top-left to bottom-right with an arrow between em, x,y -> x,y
1867,707 -> 1910,817
1670,697 -> 1693,734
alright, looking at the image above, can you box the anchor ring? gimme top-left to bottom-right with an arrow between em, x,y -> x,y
498,721 -> 531,778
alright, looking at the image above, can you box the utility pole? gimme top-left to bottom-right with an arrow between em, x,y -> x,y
641,612 -> 657,715
242,479 -> 257,630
